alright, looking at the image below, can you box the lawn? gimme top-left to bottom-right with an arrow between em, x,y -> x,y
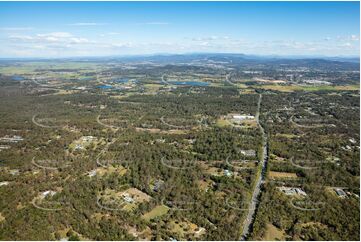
142,205 -> 169,221
261,223 -> 286,241
216,118 -> 231,127
269,171 -> 298,179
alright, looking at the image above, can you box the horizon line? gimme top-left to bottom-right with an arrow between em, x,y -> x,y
0,52 -> 359,60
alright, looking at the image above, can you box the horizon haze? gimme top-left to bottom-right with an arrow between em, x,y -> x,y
0,1 -> 360,58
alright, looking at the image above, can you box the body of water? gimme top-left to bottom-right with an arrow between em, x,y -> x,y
12,75 -> 24,81
97,85 -> 113,89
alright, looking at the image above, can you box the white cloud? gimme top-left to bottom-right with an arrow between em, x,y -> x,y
9,32 -> 91,46
37,32 -> 73,38
350,35 -> 359,41
9,35 -> 35,41
69,37 -> 90,44
2,32 -> 359,57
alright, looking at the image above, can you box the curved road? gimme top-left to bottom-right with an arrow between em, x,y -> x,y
225,72 -> 236,86
240,94 -> 269,240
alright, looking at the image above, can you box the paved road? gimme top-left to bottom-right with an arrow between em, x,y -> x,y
240,94 -> 269,240
225,73 -> 236,86
161,74 -> 171,85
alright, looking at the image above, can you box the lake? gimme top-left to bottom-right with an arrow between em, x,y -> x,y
97,85 -> 113,89
12,75 -> 24,81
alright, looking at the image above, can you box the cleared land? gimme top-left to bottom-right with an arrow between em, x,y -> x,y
142,205 -> 169,221
269,171 -> 298,179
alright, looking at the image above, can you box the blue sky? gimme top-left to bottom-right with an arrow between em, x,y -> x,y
0,1 -> 359,57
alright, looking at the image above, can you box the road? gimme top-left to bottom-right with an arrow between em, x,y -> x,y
239,94 -> 269,240
225,73 -> 236,86
161,74 -> 171,85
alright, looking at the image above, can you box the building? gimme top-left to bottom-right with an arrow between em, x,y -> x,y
0,181 -> 9,186
334,188 -> 347,198
87,170 -> 97,177
295,188 -> 307,196
121,192 -> 134,203
74,144 -> 84,150
42,190 -> 57,198
232,114 -> 255,120
81,136 -> 95,142
0,135 -> 24,143
153,180 -> 165,192
239,149 -> 256,157
278,187 -> 307,196
0,145 -> 10,150
224,169 -> 232,177
9,169 -> 19,175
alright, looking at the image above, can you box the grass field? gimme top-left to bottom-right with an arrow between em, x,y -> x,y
269,171 -> 298,179
142,205 -> 169,221
261,223 -> 286,241
216,118 -> 231,127
168,220 -> 200,238
96,166 -> 127,177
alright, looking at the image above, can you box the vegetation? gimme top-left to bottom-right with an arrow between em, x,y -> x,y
0,56 -> 359,240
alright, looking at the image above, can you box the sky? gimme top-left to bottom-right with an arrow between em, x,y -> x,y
0,1 -> 359,58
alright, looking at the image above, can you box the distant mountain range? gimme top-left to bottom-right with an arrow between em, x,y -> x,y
0,53 -> 359,64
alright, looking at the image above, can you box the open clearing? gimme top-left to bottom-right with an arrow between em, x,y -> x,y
96,166 -> 127,177
269,171 -> 298,179
142,205 -> 169,221
168,219 -> 205,239
0,213 -> 5,223
261,223 -> 286,241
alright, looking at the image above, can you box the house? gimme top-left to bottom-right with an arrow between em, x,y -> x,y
81,136 -> 95,142
224,169 -> 232,177
153,180 -> 165,192
232,114 -> 255,120
9,169 -> 19,175
155,138 -> 166,144
41,190 -> 57,198
0,145 -> 10,150
87,170 -> 97,177
239,149 -> 256,157
121,192 -> 134,203
295,188 -> 307,196
0,135 -> 24,143
74,144 -> 84,150
334,188 -> 347,198
278,187 -> 307,196
0,181 -> 9,186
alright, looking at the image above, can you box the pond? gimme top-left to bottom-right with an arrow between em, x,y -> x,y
12,75 -> 24,81
97,85 -> 113,89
